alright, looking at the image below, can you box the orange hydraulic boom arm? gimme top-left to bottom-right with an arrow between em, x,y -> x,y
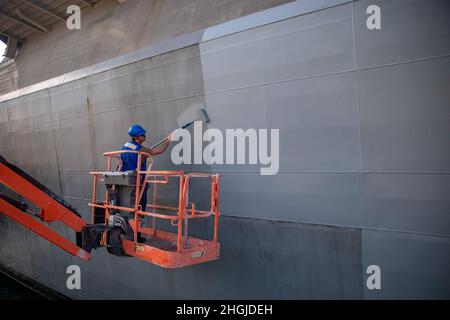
0,151 -> 221,268
0,155 -> 90,260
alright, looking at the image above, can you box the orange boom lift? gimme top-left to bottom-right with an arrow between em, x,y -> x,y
0,152 -> 221,268
0,155 -> 90,260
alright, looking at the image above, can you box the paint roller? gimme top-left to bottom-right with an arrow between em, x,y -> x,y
150,104 -> 210,149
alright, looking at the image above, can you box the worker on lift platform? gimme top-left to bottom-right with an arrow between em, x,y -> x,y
121,124 -> 173,241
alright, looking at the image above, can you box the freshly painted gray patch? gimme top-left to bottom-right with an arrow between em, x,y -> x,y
202,0 -> 353,42
363,173 -> 450,237
363,229 -> 450,299
358,57 -> 450,172
200,3 -> 355,90
354,0 -> 450,68
217,171 -> 362,227
266,72 -> 360,172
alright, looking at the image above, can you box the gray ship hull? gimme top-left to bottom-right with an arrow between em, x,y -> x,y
0,0 -> 449,299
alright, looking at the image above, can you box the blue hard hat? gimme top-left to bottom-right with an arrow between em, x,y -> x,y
128,124 -> 147,137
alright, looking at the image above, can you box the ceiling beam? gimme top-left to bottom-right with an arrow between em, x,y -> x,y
0,31 -> 23,43
15,8 -> 48,32
0,11 -> 44,33
21,0 -> 66,22
79,0 -> 93,7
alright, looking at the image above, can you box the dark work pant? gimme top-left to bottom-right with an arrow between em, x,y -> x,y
139,183 -> 150,211
134,176 -> 150,229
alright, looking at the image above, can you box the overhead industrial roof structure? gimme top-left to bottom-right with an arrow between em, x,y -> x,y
0,0 -> 98,44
